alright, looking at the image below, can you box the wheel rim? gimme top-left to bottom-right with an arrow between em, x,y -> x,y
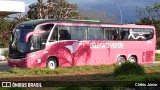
129,57 -> 136,63
48,60 -> 56,69
118,57 -> 125,65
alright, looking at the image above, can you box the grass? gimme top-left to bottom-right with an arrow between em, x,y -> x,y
1,64 -> 160,88
0,64 -> 159,77
0,63 -> 160,83
114,62 -> 145,76
0,65 -> 115,77
155,53 -> 160,61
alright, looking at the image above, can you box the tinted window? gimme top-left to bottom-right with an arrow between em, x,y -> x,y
128,29 -> 153,40
119,28 -> 129,40
35,24 -> 54,31
49,26 -> 71,41
59,26 -> 71,40
11,26 -> 33,53
71,27 -> 87,40
104,28 -> 153,41
144,29 -> 154,40
31,36 -> 41,51
88,27 -> 103,40
104,28 -> 120,40
50,27 -> 59,41
70,27 -> 79,40
20,29 -> 31,43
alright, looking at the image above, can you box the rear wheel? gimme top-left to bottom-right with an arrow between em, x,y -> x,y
117,56 -> 126,66
128,56 -> 137,63
47,58 -> 57,70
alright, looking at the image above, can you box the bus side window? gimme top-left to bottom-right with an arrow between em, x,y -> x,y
41,32 -> 50,44
30,36 -> 41,51
50,27 -> 58,42
59,30 -> 71,40
120,29 -> 129,40
96,29 -> 103,40
35,24 -> 54,31
104,28 -> 113,40
88,29 -> 96,40
145,32 -> 153,40
111,30 -> 118,40
77,27 -> 87,40
128,29 -> 146,40
78,31 -> 87,40
71,27 -> 79,40
104,28 -> 129,40
88,27 -> 103,40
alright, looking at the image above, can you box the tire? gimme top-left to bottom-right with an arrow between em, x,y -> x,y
128,56 -> 137,63
47,58 -> 57,70
117,56 -> 126,66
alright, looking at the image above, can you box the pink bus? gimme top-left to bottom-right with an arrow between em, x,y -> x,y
2,19 -> 156,69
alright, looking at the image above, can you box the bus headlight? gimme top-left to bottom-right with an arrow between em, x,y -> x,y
21,57 -> 26,60
26,54 -> 36,59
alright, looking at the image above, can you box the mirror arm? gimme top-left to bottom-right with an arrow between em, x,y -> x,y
24,30 -> 46,42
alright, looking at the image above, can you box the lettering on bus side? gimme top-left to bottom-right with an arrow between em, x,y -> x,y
90,42 -> 124,49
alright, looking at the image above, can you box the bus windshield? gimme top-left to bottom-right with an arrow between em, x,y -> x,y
10,26 -> 33,54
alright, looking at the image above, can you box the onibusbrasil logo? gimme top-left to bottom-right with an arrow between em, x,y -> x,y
1,82 -> 42,87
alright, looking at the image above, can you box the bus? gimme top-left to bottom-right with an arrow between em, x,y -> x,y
2,19 -> 156,69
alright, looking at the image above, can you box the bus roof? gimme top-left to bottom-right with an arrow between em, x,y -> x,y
18,19 -> 116,26
18,19 -> 155,29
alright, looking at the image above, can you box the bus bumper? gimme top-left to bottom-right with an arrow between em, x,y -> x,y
8,58 -> 26,67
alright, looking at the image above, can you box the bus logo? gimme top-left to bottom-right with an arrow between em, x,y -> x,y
90,42 -> 124,49
65,42 -> 84,54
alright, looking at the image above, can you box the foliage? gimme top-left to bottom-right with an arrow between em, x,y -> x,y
4,64 -> 160,77
0,17 -> 13,48
136,3 -> 160,48
113,62 -> 145,76
8,65 -> 114,76
155,53 -> 160,61
27,0 -> 80,20
15,0 -> 116,24
9,68 -> 63,75
1,64 -> 160,88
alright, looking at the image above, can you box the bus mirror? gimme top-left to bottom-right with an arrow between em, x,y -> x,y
25,31 -> 46,42
2,31 -> 13,42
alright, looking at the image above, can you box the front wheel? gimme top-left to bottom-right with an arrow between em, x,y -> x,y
47,58 -> 57,70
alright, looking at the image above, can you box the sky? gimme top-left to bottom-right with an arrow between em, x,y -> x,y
23,0 -> 160,23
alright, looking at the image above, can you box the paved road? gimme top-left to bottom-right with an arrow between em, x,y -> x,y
146,61 -> 160,66
0,61 -> 11,72
1,61 -> 160,72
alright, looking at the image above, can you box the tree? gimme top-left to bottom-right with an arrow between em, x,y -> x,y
0,17 -> 13,47
27,0 -> 80,20
136,3 -> 160,48
15,0 -> 116,23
